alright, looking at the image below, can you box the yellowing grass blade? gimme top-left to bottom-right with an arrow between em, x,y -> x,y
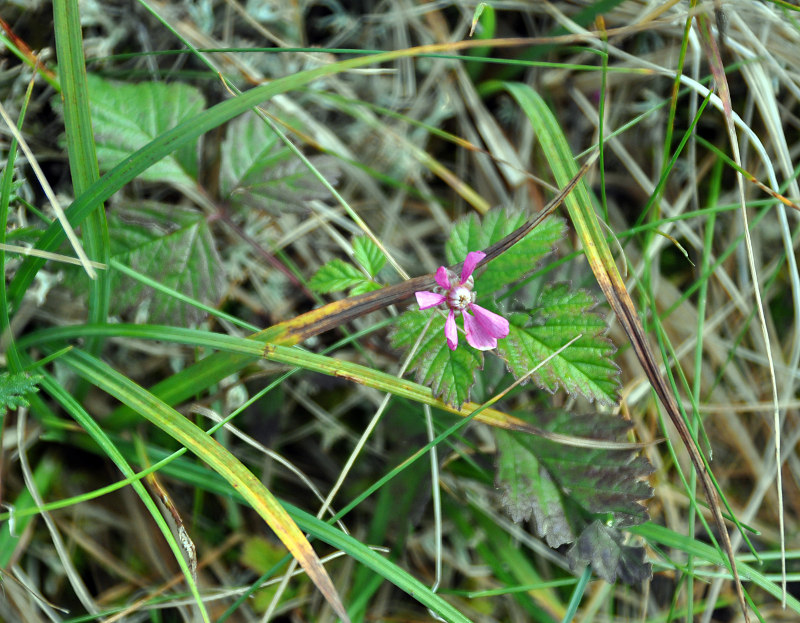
696,8 -> 778,616
502,80 -> 749,621
62,349 -> 351,623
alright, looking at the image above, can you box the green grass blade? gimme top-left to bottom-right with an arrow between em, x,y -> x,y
286,504 -> 472,623
8,39 -> 534,309
501,80 -> 748,617
19,323 -> 546,436
53,0 -> 111,357
59,348 -> 351,622
39,369 -> 210,622
631,523 -> 800,615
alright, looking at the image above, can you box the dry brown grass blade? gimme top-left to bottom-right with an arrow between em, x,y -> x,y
503,79 -> 751,620
742,171 -> 800,213
695,7 -> 780,617
591,245 -> 749,622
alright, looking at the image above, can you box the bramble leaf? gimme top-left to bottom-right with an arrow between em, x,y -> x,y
495,410 -> 653,582
107,204 -> 225,326
497,284 -> 619,404
349,280 -> 383,295
446,209 -> 565,294
310,238 -> 384,295
352,236 -> 386,277
390,310 -> 483,408
220,113 -> 339,213
567,521 -> 652,584
498,410 -> 653,528
310,259 -> 368,294
78,74 -> 205,187
495,429 -> 577,547
0,372 -> 42,415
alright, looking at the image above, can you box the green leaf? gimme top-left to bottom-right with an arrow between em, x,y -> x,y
495,429 -> 577,547
495,409 -> 653,582
309,241 -> 384,295
219,113 -> 339,213
567,521 -> 652,584
516,410 -> 653,525
392,208 -> 576,406
349,280 -> 383,295
390,310 -> 483,408
352,235 -> 386,277
78,74 -> 205,187
107,204 -> 224,326
309,259 -> 368,294
497,284 -> 619,404
0,371 -> 42,415
446,208 -> 565,294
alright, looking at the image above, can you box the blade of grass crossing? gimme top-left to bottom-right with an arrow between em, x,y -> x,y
561,566 -> 591,623
0,81 -> 68,579
689,156 -> 723,618
22,322 -> 593,441
502,81 -> 749,621
630,523 -> 800,615
6,38 -> 558,309
285,503 -> 472,623
0,65 -> 33,372
39,370 -> 211,622
60,348 -> 351,623
52,0 -> 111,358
696,11 -> 783,613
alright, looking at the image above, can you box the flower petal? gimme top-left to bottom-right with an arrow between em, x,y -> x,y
460,251 -> 486,284
416,290 -> 446,310
435,266 -> 451,290
444,310 -> 458,350
463,304 -> 510,350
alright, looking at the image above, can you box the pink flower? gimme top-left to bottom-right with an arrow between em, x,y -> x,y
415,251 -> 510,351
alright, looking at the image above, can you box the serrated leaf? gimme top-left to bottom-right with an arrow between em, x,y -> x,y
390,310 -> 482,408
79,74 -> 205,187
495,429 -> 577,547
446,209 -> 565,294
107,204 -> 225,326
349,280 -> 382,295
495,409 -> 653,549
497,283 -> 619,404
309,259 -> 368,294
0,372 -> 42,415
352,236 -> 386,277
567,521 -> 652,584
220,114 -> 339,213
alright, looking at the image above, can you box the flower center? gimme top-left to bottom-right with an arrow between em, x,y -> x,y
448,285 -> 474,310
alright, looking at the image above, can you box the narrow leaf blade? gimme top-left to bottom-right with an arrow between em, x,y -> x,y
504,79 -> 746,615
61,348 -> 351,622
